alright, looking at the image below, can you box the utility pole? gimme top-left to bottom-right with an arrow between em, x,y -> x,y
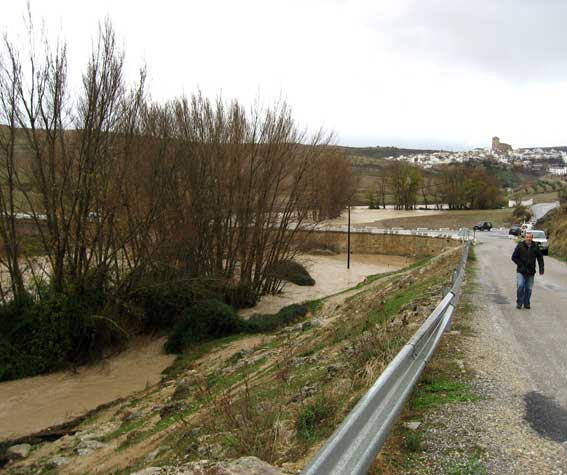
347,204 -> 351,269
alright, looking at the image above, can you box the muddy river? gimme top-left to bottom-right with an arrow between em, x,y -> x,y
0,253 -> 410,441
240,253 -> 411,317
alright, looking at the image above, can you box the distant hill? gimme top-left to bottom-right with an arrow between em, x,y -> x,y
518,146 -> 567,152
338,145 -> 445,160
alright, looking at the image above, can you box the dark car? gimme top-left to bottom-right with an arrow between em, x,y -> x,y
473,221 -> 493,231
508,224 -> 521,236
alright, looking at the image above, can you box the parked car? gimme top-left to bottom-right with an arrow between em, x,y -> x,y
473,221 -> 493,231
509,224 -> 521,236
530,229 -> 549,255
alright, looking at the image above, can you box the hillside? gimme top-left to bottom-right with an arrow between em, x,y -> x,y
537,207 -> 567,260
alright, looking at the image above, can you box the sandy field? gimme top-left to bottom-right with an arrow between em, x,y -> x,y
320,205 -> 445,226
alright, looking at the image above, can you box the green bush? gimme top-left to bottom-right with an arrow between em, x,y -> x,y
223,281 -> 257,309
164,299 -> 243,354
266,260 -> 315,286
0,284 -> 124,382
246,303 -> 308,332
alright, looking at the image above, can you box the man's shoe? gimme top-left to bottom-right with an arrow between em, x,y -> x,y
516,304 -> 522,309
524,305 -> 531,309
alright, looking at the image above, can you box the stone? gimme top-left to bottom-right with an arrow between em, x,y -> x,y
131,468 -> 162,475
7,443 -> 31,460
46,456 -> 70,468
403,421 -> 422,430
214,456 -> 284,475
172,380 -> 193,400
75,438 -> 108,456
145,447 -> 161,462
159,401 -> 185,419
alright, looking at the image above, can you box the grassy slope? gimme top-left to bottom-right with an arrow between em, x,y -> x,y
537,207 -> 567,260
375,208 -> 513,230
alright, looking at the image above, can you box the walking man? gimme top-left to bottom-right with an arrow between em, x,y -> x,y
511,231 -> 544,309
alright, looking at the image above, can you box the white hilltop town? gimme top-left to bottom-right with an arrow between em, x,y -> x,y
387,136 -> 567,176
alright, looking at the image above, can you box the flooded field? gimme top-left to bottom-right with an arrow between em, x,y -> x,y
240,253 -> 413,317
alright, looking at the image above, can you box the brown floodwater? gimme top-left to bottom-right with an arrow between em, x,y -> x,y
0,336 -> 175,441
0,253 -> 410,441
240,253 -> 412,317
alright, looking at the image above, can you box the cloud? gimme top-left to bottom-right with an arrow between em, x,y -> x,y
375,0 -> 567,82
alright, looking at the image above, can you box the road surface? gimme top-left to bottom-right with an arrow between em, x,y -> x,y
532,201 -> 559,222
475,228 -> 567,445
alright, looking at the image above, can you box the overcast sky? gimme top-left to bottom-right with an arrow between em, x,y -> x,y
3,0 -> 567,150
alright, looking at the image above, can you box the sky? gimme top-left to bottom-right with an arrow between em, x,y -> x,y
2,0 -> 567,150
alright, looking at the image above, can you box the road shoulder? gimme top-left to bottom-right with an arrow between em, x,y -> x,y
377,252 -> 567,474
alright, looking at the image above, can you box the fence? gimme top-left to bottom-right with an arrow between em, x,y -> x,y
302,239 -> 471,475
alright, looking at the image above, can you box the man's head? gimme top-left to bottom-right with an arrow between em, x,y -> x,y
525,232 -> 533,245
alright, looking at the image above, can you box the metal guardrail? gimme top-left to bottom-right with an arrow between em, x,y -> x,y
315,224 -> 473,242
302,240 -> 471,475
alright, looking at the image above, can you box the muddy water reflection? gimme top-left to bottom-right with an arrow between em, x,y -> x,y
240,253 -> 412,317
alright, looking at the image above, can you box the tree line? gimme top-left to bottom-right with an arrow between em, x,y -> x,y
0,20 -> 355,379
367,161 -> 503,210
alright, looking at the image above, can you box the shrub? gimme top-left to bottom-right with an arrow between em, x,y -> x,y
0,283 -> 125,382
266,260 -> 315,286
245,303 -> 308,332
512,204 -> 532,223
164,299 -> 243,354
223,281 -> 257,309
296,395 -> 335,442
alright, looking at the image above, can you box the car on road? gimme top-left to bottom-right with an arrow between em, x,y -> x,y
473,221 -> 493,231
509,224 -> 521,236
530,229 -> 549,255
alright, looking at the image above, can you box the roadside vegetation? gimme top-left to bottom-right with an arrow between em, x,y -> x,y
376,208 -> 513,230
370,248 -> 487,475
537,185 -> 567,260
0,20 -> 355,381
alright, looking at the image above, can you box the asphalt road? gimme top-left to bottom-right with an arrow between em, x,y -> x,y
475,228 -> 567,444
532,201 -> 559,221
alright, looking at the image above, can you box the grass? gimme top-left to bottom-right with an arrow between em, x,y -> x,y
161,333 -> 248,380
410,379 -> 479,410
378,208 -> 513,230
446,454 -> 487,475
369,248 -> 482,474
296,394 -> 336,442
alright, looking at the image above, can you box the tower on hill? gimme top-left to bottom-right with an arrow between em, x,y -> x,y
492,136 -> 513,154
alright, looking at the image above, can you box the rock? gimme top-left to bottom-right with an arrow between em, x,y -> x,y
326,364 -> 341,377
145,447 -> 161,462
7,443 -> 31,460
160,401 -> 185,419
403,421 -> 422,430
214,456 -> 284,475
121,410 -> 142,422
291,384 -> 317,402
46,456 -> 70,468
75,438 -> 108,456
172,379 -> 193,400
131,468 -> 162,475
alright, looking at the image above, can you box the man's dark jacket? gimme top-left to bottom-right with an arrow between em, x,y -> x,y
512,241 -> 544,276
